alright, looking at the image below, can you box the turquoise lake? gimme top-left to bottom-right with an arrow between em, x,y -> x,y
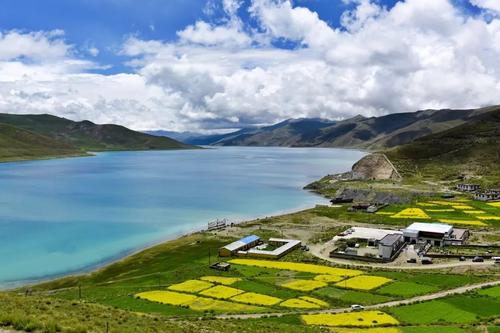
0,147 -> 365,287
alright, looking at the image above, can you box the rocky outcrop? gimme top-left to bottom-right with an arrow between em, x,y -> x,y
350,153 -> 402,181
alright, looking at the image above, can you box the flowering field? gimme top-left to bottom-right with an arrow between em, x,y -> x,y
299,296 -> 328,307
136,290 -> 197,305
477,216 -> 500,220
488,202 -> 500,208
199,285 -> 244,299
438,219 -> 486,226
301,311 -> 399,327
335,275 -> 392,290
314,274 -> 345,283
200,276 -> 241,285
230,292 -> 282,306
281,279 -> 327,291
279,298 -> 321,309
168,279 -> 213,293
333,328 -> 401,333
452,205 -> 474,210
229,259 -> 362,276
390,208 -> 430,219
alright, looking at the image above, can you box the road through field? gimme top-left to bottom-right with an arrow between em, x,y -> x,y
215,279 -> 500,320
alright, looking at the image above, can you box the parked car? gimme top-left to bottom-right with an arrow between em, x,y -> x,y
421,257 -> 433,265
351,304 -> 365,311
406,258 -> 417,263
459,256 -> 466,261
472,256 -> 484,262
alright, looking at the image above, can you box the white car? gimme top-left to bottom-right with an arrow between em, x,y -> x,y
351,304 -> 365,311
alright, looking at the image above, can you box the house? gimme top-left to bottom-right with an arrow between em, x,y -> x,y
402,223 -> 468,247
241,238 -> 301,259
219,235 -> 261,257
378,234 -> 405,260
456,184 -> 480,192
474,189 -> 500,202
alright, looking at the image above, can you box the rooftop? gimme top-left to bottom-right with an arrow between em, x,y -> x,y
404,223 -> 453,234
379,233 -> 403,246
223,235 -> 260,251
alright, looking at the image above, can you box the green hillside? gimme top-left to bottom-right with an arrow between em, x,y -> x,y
386,108 -> 500,184
0,123 -> 86,162
0,113 -> 195,151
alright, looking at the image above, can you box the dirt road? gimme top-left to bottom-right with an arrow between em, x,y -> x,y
215,279 -> 500,320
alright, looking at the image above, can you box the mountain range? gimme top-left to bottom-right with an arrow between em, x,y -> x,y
158,106 -> 497,149
0,113 -> 195,162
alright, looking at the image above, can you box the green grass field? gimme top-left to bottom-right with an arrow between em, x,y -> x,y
377,281 -> 438,297
389,290 -> 500,325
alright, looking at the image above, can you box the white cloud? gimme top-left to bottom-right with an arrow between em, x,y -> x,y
2,0 -> 500,132
470,0 -> 500,13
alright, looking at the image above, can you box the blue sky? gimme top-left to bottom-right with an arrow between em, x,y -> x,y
0,0 -> 408,74
0,0 -> 499,131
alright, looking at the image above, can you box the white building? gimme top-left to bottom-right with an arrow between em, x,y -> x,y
402,223 -> 468,247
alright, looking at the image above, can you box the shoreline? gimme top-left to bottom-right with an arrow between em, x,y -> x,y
2,192 -> 328,291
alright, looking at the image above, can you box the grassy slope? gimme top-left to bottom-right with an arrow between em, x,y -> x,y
0,113 -> 195,151
386,108 -> 500,185
0,123 -> 86,162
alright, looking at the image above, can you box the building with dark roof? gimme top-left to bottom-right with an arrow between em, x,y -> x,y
378,233 -> 404,260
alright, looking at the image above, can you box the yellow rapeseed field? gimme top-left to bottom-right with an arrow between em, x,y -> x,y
452,205 -> 474,210
390,208 -> 430,219
168,280 -> 213,293
335,275 -> 392,290
438,219 -> 487,226
280,298 -> 320,309
477,216 -> 500,220
186,297 -> 262,312
301,311 -> 399,327
333,328 -> 401,333
230,292 -> 282,306
299,296 -> 328,307
136,291 -> 197,305
463,210 -> 485,214
229,259 -> 362,276
488,202 -> 500,208
417,203 -> 439,207
281,279 -> 327,291
426,209 -> 455,212
375,212 -> 394,215
314,274 -> 344,283
199,285 -> 244,299
429,200 -> 457,206
199,276 -> 241,285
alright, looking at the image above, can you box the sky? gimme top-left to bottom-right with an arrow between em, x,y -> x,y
1,0 -> 500,132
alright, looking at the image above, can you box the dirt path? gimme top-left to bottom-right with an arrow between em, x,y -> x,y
309,241 -> 495,270
215,280 -> 500,320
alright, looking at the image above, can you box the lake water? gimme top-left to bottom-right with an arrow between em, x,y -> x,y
0,147 -> 365,287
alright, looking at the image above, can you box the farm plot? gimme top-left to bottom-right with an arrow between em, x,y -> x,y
168,280 -> 213,293
229,259 -> 362,276
230,292 -> 282,306
199,285 -> 244,299
200,276 -> 241,285
281,279 -> 327,291
279,298 -> 321,309
377,281 -> 438,297
335,275 -> 392,291
302,311 -> 399,327
390,208 -> 430,219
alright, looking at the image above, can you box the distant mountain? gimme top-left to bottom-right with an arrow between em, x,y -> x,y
0,123 -> 85,162
386,107 -> 500,182
0,113 -> 195,151
177,107 -> 497,149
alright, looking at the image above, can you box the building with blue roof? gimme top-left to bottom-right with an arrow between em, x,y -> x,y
219,235 -> 261,257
